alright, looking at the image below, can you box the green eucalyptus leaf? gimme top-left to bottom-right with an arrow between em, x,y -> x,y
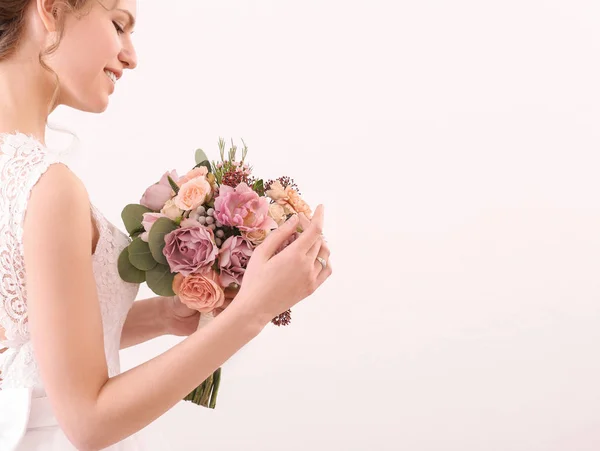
128,237 -> 158,271
148,217 -> 179,265
146,263 -> 176,296
195,148 -> 209,165
122,204 -> 154,234
167,175 -> 180,195
118,247 -> 146,283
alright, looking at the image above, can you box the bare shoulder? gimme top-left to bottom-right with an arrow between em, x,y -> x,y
29,162 -> 89,206
23,161 -> 93,260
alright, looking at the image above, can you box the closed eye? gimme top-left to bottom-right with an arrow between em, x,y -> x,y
113,21 -> 124,34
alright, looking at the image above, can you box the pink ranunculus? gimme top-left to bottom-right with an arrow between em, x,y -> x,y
140,212 -> 167,242
140,170 -> 180,211
218,236 -> 254,287
173,177 -> 212,211
163,219 -> 218,276
172,271 -> 225,313
214,183 -> 278,232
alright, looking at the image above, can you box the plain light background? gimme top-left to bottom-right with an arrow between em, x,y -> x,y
44,0 -> 600,449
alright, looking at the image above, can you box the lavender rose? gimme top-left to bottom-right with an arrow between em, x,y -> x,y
163,218 -> 218,276
218,235 -> 254,287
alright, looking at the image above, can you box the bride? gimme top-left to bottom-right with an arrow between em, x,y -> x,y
0,0 -> 332,449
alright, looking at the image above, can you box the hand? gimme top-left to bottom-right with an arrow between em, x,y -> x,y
163,289 -> 237,336
236,204 -> 332,325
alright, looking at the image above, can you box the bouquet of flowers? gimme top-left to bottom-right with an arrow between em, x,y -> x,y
117,138 -> 313,408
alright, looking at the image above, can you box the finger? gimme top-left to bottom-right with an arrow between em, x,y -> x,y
297,212 -> 311,233
312,246 -> 329,273
288,204 -> 324,254
257,214 -> 300,260
307,236 -> 330,261
315,258 -> 333,284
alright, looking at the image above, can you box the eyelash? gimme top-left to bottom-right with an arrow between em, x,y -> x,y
112,21 -> 124,34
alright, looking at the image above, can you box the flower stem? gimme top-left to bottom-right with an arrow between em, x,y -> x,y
209,367 -> 222,409
192,382 -> 205,404
199,373 -> 214,406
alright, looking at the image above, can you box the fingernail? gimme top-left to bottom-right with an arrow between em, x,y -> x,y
288,214 -> 298,224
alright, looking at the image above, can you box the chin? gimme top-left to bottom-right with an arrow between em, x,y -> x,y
60,88 -> 110,113
67,97 -> 109,114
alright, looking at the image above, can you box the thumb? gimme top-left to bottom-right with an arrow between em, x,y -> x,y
258,214 -> 300,260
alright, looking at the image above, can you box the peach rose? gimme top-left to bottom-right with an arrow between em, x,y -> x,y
242,228 -> 270,246
172,271 -> 225,313
178,167 -> 208,186
173,177 -> 212,211
160,198 -> 183,221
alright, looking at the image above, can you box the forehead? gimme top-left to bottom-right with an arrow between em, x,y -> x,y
99,0 -> 137,17
115,0 -> 137,17
114,0 -> 137,18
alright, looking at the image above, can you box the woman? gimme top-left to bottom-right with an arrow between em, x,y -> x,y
0,0 -> 332,449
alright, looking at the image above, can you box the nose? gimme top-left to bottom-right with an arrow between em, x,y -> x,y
119,42 -> 138,70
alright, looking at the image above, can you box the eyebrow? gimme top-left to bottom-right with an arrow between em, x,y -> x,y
117,8 -> 136,32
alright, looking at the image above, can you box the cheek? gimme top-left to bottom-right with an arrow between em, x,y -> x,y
54,23 -> 120,82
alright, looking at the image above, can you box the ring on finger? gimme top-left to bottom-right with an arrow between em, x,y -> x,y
316,256 -> 327,270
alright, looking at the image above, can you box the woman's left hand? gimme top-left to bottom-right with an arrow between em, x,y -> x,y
162,289 -> 237,336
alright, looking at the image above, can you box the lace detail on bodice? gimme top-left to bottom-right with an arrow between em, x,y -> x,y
0,132 -> 140,397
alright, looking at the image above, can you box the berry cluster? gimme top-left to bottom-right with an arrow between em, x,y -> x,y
188,206 -> 227,246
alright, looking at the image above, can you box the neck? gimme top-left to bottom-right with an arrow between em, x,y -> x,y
0,50 -> 56,147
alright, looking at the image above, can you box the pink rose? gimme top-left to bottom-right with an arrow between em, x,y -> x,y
218,236 -> 254,287
173,177 -> 212,211
140,212 -> 167,242
214,183 -> 277,232
173,271 -> 225,313
140,170 -> 180,211
163,219 -> 218,276
178,167 -> 208,186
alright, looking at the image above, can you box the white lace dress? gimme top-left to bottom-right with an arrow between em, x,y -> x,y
0,132 -> 165,450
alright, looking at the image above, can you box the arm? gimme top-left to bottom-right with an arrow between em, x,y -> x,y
24,164 -> 268,451
120,296 -> 167,350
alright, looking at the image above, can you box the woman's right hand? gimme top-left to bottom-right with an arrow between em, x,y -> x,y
235,204 -> 332,325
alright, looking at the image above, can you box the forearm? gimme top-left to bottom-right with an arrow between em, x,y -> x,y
120,296 -> 167,349
81,301 -> 266,450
